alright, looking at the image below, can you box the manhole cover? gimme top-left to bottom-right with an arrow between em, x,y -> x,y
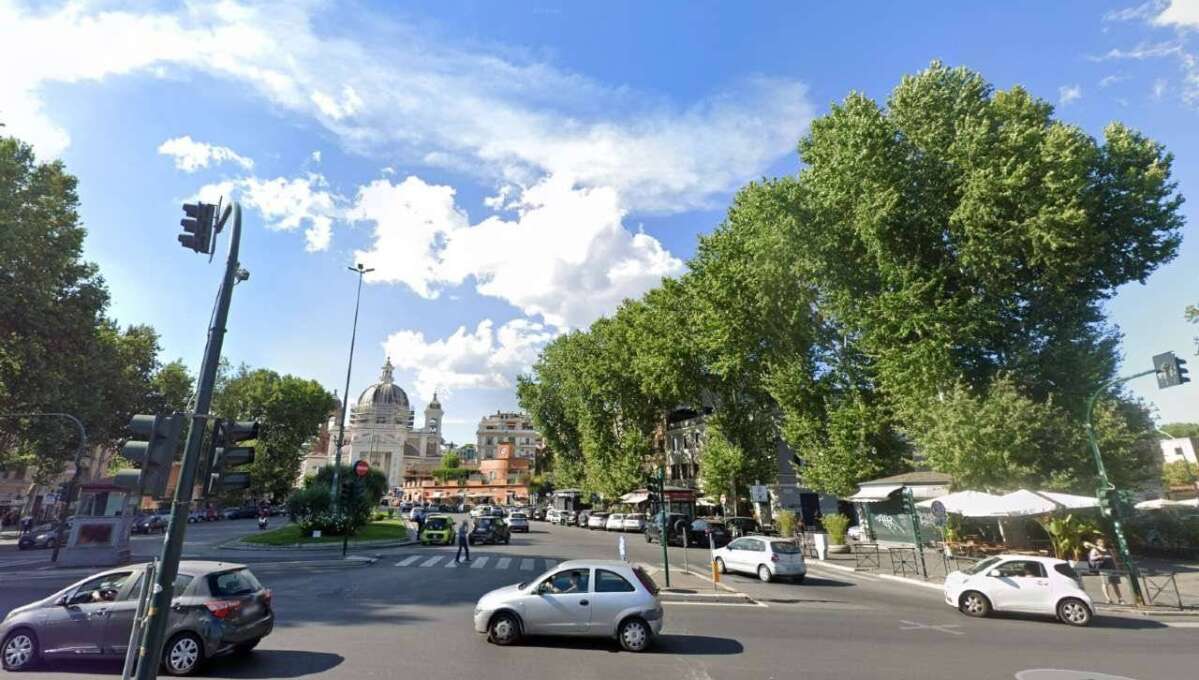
1016,670 -> 1139,680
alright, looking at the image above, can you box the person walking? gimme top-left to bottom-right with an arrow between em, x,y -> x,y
455,519 -> 471,563
1087,537 -> 1125,605
414,508 -> 426,542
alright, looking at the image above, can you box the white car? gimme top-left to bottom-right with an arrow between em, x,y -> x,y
472,505 -> 493,518
508,512 -> 530,533
714,537 -> 807,583
587,512 -> 610,530
944,555 -> 1093,626
545,508 -> 561,524
474,559 -> 663,652
621,514 -> 645,532
605,513 -> 625,531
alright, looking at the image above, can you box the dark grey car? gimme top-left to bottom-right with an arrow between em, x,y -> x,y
0,560 -> 273,675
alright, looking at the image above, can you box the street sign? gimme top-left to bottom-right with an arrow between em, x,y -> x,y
750,485 -> 769,503
354,460 -> 370,478
931,500 -> 947,527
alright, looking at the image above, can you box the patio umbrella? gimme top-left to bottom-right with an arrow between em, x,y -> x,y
916,490 -> 1005,516
1135,498 -> 1193,510
986,490 -> 1059,516
1034,491 -> 1098,510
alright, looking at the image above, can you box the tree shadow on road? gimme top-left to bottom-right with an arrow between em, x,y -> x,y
516,634 -> 743,655
23,650 -> 344,678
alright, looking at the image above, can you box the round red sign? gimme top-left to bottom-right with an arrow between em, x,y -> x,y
354,460 -> 370,478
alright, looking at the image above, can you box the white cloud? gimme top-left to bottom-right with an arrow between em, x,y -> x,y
1104,2 -> 1168,24
352,174 -> 684,328
157,135 -> 254,172
310,150 -> 322,163
198,173 -> 341,252
382,318 -> 557,400
1058,84 -> 1083,105
1153,0 -> 1199,28
0,1 -> 812,214
1153,77 -> 1170,98
1098,73 -> 1128,88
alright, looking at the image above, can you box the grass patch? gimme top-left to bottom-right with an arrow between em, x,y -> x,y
241,519 -> 409,546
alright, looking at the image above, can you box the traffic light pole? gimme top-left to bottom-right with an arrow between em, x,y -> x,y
133,204 -> 244,680
658,462 -> 670,587
1085,368 -> 1153,607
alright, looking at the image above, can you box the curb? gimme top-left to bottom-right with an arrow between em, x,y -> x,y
220,537 -> 416,551
807,560 -> 943,591
659,590 -> 756,604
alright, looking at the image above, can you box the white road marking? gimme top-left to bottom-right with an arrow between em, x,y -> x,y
395,556 -> 421,567
1160,621 -> 1199,628
519,559 -> 535,571
444,559 -> 459,568
420,556 -> 443,567
471,557 -> 490,569
496,557 -> 512,569
898,619 -> 964,636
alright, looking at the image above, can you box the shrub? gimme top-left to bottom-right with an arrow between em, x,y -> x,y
822,513 -> 850,544
286,464 -> 388,535
775,509 -> 797,537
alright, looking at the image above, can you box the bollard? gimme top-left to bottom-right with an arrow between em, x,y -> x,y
712,559 -> 720,583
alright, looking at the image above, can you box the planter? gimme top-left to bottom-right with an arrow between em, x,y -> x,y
828,544 -> 850,554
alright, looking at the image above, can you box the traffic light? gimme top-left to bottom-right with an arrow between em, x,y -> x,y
204,419 -> 258,495
179,202 -> 216,254
115,414 -> 186,497
1153,351 -> 1191,389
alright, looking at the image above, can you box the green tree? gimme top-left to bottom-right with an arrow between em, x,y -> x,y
1162,460 -> 1198,488
212,366 -> 336,501
1160,422 -> 1199,439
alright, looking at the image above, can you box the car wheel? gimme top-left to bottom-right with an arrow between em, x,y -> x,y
757,565 -> 772,582
488,612 -> 522,646
2,629 -> 39,671
617,617 -> 651,652
959,591 -> 991,618
162,632 -> 204,676
715,557 -> 727,574
1057,598 -> 1092,627
233,638 -> 260,655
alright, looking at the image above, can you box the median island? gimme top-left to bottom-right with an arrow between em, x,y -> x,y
241,518 -> 409,546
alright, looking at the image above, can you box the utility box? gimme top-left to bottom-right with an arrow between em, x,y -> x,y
56,480 -> 133,568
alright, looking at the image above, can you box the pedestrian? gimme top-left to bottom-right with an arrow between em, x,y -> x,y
618,534 -> 627,562
415,510 -> 425,542
1087,537 -> 1125,605
455,519 -> 471,563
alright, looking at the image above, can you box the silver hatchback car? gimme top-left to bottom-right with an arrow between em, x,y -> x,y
1,560 -> 273,676
474,559 -> 663,652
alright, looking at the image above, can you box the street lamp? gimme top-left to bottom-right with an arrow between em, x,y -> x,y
331,263 -> 374,515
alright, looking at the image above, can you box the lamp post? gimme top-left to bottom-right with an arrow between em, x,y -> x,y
331,263 -> 374,516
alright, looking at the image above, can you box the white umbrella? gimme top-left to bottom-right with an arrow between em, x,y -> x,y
1134,498 -> 1187,510
1035,491 -> 1098,510
985,489 -> 1059,516
917,491 -> 1005,516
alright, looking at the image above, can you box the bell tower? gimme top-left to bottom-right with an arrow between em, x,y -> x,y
424,391 -> 443,434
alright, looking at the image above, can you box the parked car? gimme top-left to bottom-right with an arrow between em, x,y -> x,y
944,555 -> 1093,626
17,524 -> 63,550
133,513 -> 168,534
714,537 -> 807,583
204,507 -> 219,522
507,512 -> 530,533
0,560 -> 273,675
473,560 -> 663,652
644,513 -> 691,546
587,512 -> 610,530
220,508 -> 243,520
605,513 -> 625,531
531,507 -> 547,521
469,517 -> 511,545
400,502 -> 413,513
621,514 -> 646,533
187,510 -> 205,523
577,510 -> 591,527
559,510 -> 578,526
420,514 -> 456,545
723,516 -> 760,538
471,505 -> 493,518
545,509 -> 560,524
683,519 -> 731,548
410,506 -> 428,522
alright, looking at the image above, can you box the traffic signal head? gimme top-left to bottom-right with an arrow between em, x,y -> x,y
115,413 -> 186,497
1154,351 -> 1191,389
205,419 -> 258,495
179,202 -> 216,254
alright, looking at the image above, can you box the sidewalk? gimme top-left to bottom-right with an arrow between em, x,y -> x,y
812,540 -> 1199,614
636,562 -> 758,604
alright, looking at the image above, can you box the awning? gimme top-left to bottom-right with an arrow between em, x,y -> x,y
620,492 -> 649,504
917,491 -> 1004,515
847,484 -> 902,502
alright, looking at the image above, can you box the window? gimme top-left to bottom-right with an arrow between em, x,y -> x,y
744,539 -> 766,552
207,568 -> 263,597
542,569 -> 590,594
727,538 -> 750,551
995,561 -> 1046,578
128,573 -> 192,600
963,556 -> 1002,575
595,569 -> 636,593
771,541 -> 802,554
67,571 -> 133,605
1053,563 -> 1081,582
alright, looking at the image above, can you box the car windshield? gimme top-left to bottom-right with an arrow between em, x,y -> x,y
510,513 -> 527,519
475,518 -> 493,528
207,568 -> 262,597
771,540 -> 802,554
425,517 -> 449,530
963,556 -> 1003,575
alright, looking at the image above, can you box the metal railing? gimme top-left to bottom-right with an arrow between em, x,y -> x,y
889,546 -> 920,578
853,543 -> 881,571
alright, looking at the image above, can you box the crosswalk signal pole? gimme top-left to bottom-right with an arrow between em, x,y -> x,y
658,462 -> 670,588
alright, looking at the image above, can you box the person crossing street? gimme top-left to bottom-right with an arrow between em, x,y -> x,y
455,519 -> 471,563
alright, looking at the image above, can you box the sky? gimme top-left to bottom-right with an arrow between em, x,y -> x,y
2,0 -> 1198,446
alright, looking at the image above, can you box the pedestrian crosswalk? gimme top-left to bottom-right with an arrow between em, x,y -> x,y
393,554 -> 559,572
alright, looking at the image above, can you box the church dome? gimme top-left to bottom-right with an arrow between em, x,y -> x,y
357,358 -> 409,409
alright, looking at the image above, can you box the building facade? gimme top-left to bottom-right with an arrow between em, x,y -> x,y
402,442 -> 531,506
477,411 -> 543,460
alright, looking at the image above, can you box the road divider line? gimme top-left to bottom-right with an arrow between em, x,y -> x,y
471,557 -> 490,569
496,557 -> 512,569
395,556 -> 421,567
519,558 -> 535,571
420,556 -> 442,567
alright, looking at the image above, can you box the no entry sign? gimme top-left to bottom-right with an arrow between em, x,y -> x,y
354,460 -> 370,478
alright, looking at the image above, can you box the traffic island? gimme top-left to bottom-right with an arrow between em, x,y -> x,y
222,519 -> 414,551
636,562 -> 760,605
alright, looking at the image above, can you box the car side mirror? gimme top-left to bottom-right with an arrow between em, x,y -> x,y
987,569 -> 1001,578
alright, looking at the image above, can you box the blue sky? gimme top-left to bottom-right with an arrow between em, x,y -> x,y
2,0 -> 1198,445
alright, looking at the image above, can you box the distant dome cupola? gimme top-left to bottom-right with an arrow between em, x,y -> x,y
357,358 -> 409,409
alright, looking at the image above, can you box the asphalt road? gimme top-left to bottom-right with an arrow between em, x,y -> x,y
0,515 -> 1194,680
